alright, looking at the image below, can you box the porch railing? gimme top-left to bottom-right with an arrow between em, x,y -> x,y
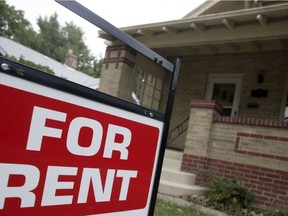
167,116 -> 189,147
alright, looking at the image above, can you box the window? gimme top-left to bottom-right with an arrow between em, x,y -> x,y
206,75 -> 242,117
211,83 -> 235,116
133,67 -> 163,110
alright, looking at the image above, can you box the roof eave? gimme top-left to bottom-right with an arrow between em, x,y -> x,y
98,3 -> 288,40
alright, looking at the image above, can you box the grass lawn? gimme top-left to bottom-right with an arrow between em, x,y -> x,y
154,198 -> 212,216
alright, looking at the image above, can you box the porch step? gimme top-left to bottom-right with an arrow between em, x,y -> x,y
160,168 -> 196,185
159,180 -> 207,196
163,157 -> 182,170
159,149 -> 207,197
164,149 -> 183,160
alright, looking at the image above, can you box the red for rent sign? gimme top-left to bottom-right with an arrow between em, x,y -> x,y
0,73 -> 163,215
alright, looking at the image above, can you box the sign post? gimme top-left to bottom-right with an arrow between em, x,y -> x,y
0,1 -> 180,215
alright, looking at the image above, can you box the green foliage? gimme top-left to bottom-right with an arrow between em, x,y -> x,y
0,1 -> 30,38
36,13 -> 64,61
36,15 -> 99,77
207,176 -> 255,215
92,57 -> 103,78
8,55 -> 54,75
0,1 -> 38,47
264,208 -> 288,216
154,198 -> 211,216
0,1 -> 103,78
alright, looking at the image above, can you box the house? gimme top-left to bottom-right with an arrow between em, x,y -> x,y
98,0 -> 288,208
0,36 -> 99,89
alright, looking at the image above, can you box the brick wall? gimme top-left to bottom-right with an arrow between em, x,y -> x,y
170,55 -> 209,147
168,50 -> 288,150
182,155 -> 288,208
171,51 -> 288,128
182,100 -> 288,208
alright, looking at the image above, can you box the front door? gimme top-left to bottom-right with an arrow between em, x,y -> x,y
206,75 -> 242,116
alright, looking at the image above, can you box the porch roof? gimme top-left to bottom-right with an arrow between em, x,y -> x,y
99,2 -> 288,55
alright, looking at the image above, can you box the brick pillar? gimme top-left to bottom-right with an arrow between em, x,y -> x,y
184,100 -> 222,157
99,45 -> 136,101
182,100 -> 222,174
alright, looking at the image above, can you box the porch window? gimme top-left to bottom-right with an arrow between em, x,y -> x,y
133,67 -> 162,110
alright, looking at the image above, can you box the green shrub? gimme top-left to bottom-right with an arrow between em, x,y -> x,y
264,208 -> 288,216
6,55 -> 55,75
207,176 -> 255,215
154,198 -> 210,216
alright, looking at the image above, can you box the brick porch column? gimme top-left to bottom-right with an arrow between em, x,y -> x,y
182,100 -> 222,173
99,45 -> 136,101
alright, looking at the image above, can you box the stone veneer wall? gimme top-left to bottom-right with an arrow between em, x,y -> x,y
182,100 -> 288,208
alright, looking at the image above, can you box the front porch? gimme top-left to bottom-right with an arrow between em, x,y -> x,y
97,0 -> 288,209
171,100 -> 288,209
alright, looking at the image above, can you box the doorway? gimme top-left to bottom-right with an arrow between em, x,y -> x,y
206,75 -> 242,117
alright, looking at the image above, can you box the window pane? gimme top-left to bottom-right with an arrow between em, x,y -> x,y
142,95 -> 152,107
212,84 -> 235,107
154,90 -> 161,100
152,100 -> 159,110
146,74 -> 155,85
144,85 -> 154,97
222,108 -> 232,116
156,78 -> 162,90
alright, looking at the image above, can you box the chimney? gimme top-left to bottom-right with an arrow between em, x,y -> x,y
64,49 -> 77,69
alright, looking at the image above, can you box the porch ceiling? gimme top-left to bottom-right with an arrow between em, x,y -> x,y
152,38 -> 288,56
99,3 -> 288,56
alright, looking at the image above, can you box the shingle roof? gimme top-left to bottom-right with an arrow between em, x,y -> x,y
0,36 -> 99,89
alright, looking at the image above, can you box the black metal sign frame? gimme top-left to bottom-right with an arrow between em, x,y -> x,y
0,0 -> 180,215
56,3 -> 181,214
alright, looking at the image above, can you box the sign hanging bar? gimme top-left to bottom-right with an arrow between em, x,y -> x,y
56,0 -> 174,72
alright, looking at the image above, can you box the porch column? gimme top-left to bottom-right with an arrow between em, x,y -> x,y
185,100 -> 222,156
181,100 -> 222,174
99,45 -> 136,101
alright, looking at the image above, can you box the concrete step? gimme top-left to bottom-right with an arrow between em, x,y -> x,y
159,149 -> 206,197
164,149 -> 183,161
159,179 -> 207,196
163,157 -> 182,170
160,168 -> 196,185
